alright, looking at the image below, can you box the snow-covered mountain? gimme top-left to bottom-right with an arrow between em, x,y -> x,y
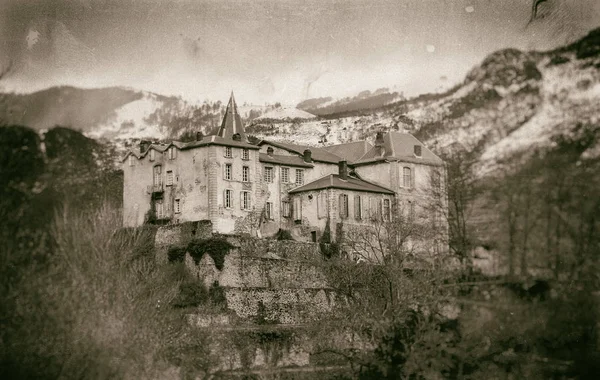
0,86 -> 272,141
2,28 -> 598,177
250,28 -> 600,176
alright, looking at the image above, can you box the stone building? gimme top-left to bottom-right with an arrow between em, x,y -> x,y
122,93 -> 447,255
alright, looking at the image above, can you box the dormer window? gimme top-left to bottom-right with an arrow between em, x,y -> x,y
267,147 -> 274,156
225,146 -> 232,158
168,146 -> 177,160
414,145 -> 422,157
232,133 -> 241,141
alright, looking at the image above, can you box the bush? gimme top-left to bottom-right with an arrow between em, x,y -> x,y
167,237 -> 234,270
275,228 -> 294,241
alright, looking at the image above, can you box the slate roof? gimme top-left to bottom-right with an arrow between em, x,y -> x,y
217,92 -> 246,140
259,140 -> 343,164
122,135 -> 259,162
289,174 -> 394,195
354,132 -> 443,166
259,153 -> 314,168
323,140 -> 373,162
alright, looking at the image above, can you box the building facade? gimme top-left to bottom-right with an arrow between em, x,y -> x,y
122,93 -> 447,256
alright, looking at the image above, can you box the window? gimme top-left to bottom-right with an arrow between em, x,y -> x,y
264,167 -> 274,183
242,148 -> 249,160
433,170 -> 442,192
265,202 -> 273,220
174,199 -> 181,213
242,166 -> 250,182
166,170 -> 174,186
241,191 -> 251,210
317,193 -> 328,219
383,199 -> 391,221
339,194 -> 349,218
128,155 -> 135,167
354,195 -> 362,220
168,146 -> 177,160
153,165 -> 162,187
225,146 -> 233,158
295,169 -> 304,185
407,200 -> 415,222
224,189 -> 233,209
282,201 -> 291,218
224,163 -> 232,180
281,167 -> 289,183
403,167 -> 412,188
149,149 -> 155,161
369,197 -> 379,221
293,198 -> 302,221
155,200 -> 164,218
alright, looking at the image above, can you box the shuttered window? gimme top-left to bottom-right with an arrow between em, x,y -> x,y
224,190 -> 233,209
224,164 -> 232,180
339,194 -> 349,219
242,148 -> 249,160
403,167 -> 412,188
264,167 -> 274,183
354,195 -> 362,220
240,191 -> 251,210
293,197 -> 302,221
317,192 -> 328,219
281,167 -> 289,183
282,201 -> 291,217
166,170 -> 173,186
266,202 -> 273,220
242,166 -> 249,182
383,199 -> 391,221
295,169 -> 304,185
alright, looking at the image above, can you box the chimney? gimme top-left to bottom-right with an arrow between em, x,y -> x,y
374,132 -> 385,157
139,140 -> 150,154
303,149 -> 312,163
414,145 -> 422,157
196,132 -> 203,141
338,160 -> 348,180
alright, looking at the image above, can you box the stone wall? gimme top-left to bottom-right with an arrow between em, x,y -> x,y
154,220 -> 212,263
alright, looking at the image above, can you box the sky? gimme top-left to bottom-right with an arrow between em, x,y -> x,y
0,0 -> 599,105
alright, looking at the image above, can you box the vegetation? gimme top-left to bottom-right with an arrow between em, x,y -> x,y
167,237 -> 233,269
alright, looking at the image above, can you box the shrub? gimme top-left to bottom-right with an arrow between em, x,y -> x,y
167,237 -> 234,270
275,228 -> 294,241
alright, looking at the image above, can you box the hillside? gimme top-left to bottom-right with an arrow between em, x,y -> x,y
252,28 -> 600,176
0,87 -> 275,141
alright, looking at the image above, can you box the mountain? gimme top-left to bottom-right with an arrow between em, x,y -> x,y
252,28 -> 600,176
253,106 -> 316,122
0,86 -> 273,141
297,88 -> 404,117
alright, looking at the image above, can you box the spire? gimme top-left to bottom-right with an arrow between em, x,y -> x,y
217,91 -> 246,141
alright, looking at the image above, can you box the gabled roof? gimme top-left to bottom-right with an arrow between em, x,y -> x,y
289,174 -> 394,195
259,140 -> 343,164
217,92 -> 246,140
323,140 -> 373,162
259,153 -> 314,168
354,132 -> 443,166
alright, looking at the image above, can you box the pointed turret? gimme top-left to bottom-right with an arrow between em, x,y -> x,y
217,92 -> 246,141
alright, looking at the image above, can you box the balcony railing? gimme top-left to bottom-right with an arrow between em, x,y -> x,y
147,184 -> 164,194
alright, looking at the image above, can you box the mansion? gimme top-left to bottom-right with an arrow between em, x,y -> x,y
122,93 -> 447,251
